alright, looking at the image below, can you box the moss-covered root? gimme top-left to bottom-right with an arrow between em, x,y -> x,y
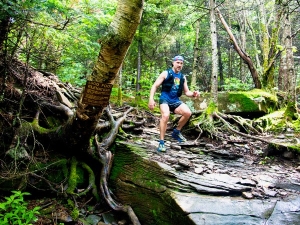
66,157 -> 100,201
190,102 -> 217,138
66,157 -> 78,195
78,162 -> 100,201
214,112 -> 270,143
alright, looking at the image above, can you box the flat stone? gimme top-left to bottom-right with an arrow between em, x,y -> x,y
205,144 -> 214,148
174,165 -> 182,170
166,157 -> 178,164
242,192 -> 253,199
171,192 -> 278,225
208,149 -> 243,159
252,174 -> 277,188
170,144 -> 181,150
238,178 -> 256,186
263,188 -> 278,197
178,159 -> 190,167
194,167 -> 204,174
56,90 -> 73,108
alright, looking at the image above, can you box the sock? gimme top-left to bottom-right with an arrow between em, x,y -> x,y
159,140 -> 164,144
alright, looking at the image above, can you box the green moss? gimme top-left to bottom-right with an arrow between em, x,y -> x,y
67,157 -> 79,194
285,144 -> 300,153
71,208 -> 79,220
31,119 -> 51,134
46,116 -> 61,128
227,89 -> 277,113
79,162 -> 100,200
117,86 -> 123,106
255,109 -> 285,132
206,101 -> 217,115
284,102 -> 297,120
67,199 -> 79,220
110,143 -> 148,181
228,93 -> 259,112
292,119 -> 300,132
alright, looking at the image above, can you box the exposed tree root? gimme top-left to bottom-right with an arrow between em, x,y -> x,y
213,112 -> 272,143
191,110 -> 274,145
93,106 -> 141,225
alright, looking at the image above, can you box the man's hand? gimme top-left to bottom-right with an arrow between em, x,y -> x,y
148,99 -> 156,110
193,91 -> 200,97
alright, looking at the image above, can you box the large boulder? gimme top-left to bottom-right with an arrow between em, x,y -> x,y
181,89 -> 278,115
109,141 -> 300,225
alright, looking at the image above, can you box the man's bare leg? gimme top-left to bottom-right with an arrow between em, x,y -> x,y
159,104 -> 170,140
174,103 -> 192,130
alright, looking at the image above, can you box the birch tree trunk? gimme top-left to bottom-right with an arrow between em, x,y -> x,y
191,19 -> 200,90
67,0 -> 143,151
209,0 -> 218,104
238,10 -> 247,82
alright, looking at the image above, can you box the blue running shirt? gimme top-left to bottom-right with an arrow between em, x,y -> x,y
159,71 -> 183,105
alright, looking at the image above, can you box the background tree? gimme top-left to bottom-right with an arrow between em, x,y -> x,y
210,0 -> 219,104
191,19 -> 200,90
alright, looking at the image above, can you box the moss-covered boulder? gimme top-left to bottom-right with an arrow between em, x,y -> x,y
110,142 -> 194,225
182,89 -> 278,114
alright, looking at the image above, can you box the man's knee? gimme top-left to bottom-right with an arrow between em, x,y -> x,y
161,114 -> 169,121
184,110 -> 192,118
179,106 -> 192,118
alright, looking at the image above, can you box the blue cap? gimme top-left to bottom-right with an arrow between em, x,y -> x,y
173,55 -> 184,62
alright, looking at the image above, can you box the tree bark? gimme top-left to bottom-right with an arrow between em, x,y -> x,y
217,40 -> 224,91
259,0 -> 283,89
191,19 -> 200,89
0,16 -> 10,53
67,0 -> 144,152
209,0 -> 218,104
278,15 -> 289,92
238,9 -> 247,83
284,14 -> 296,104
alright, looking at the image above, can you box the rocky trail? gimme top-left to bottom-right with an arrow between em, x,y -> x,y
116,124 -> 300,225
